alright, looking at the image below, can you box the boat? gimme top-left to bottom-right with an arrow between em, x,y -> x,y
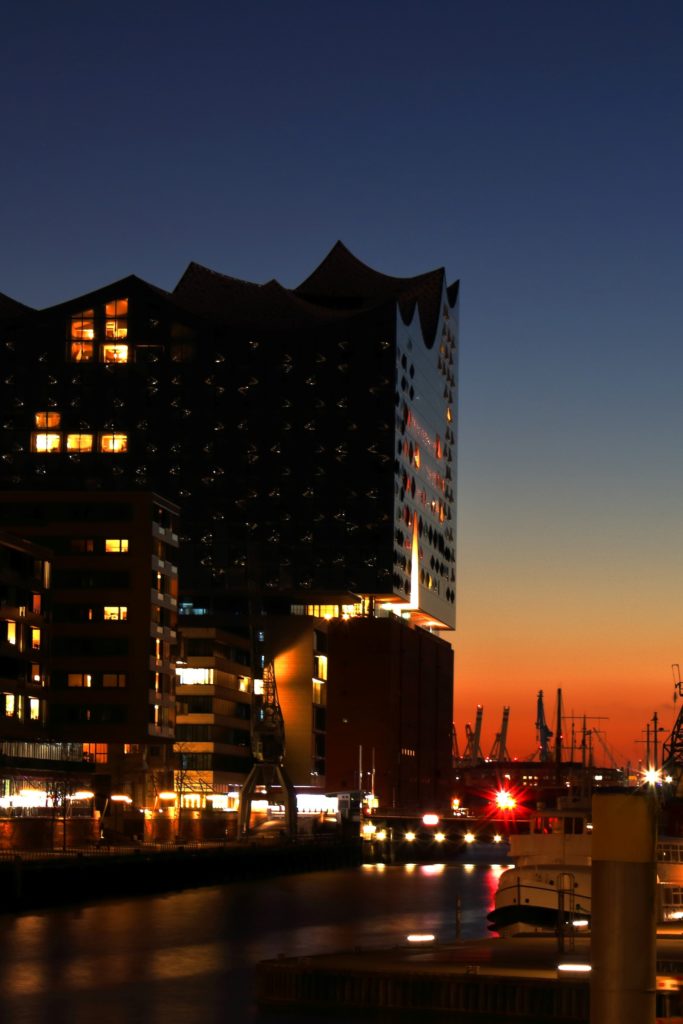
487,802 -> 592,935
488,800 -> 683,935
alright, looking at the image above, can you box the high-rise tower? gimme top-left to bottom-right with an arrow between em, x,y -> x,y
0,243 -> 458,631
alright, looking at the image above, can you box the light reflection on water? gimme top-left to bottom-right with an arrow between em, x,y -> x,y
0,860 -> 506,1024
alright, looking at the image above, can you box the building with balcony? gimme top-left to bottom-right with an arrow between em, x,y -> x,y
174,618 -> 253,808
0,491 -> 179,808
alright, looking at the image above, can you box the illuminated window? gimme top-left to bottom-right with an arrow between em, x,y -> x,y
68,673 -> 92,688
31,594 -> 41,614
29,698 -> 40,721
6,621 -> 16,645
31,627 -> 40,650
103,673 -> 126,688
66,433 -> 94,452
104,606 -> 127,621
313,681 -> 325,705
176,667 -> 214,685
35,411 -> 60,428
4,694 -> 15,717
313,654 -> 328,681
105,298 -> 128,339
101,343 -> 129,363
83,743 -> 108,764
70,340 -> 94,361
71,309 -> 95,341
105,538 -> 129,553
31,433 -> 61,453
99,433 -> 128,453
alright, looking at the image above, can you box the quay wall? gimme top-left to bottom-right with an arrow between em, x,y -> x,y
0,839 -> 362,914
256,959 -> 590,1023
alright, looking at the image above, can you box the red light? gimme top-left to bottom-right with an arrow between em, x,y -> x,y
494,789 -> 516,811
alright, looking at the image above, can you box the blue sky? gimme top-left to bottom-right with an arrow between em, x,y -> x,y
2,1 -> 682,760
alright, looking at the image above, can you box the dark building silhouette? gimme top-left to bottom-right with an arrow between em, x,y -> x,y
0,244 -> 458,810
0,492 -> 179,808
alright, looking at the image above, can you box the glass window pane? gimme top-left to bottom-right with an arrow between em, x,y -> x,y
66,434 -> 93,452
70,341 -> 94,361
101,343 -> 129,362
71,310 -> 94,341
100,433 -> 128,453
31,433 -> 61,453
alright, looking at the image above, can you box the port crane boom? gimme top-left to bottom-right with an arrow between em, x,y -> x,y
535,690 -> 553,763
463,705 -> 484,765
488,706 -> 511,762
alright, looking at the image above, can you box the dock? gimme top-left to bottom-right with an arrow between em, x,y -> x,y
256,932 -> 683,1022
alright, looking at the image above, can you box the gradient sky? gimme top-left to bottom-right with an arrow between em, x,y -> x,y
2,2 -> 682,765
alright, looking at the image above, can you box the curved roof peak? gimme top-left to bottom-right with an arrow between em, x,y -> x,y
294,240 -> 443,301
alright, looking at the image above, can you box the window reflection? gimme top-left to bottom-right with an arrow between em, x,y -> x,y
105,298 -> 128,340
70,341 -> 94,362
31,433 -> 61,453
101,344 -> 129,364
99,433 -> 128,453
71,310 -> 94,341
66,434 -> 93,452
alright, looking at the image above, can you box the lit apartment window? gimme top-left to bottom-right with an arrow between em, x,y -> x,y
99,433 -> 128,453
103,673 -> 126,687
104,606 -> 127,621
176,667 -> 214,685
70,340 -> 94,361
71,309 -> 95,341
83,743 -> 108,764
6,621 -> 16,645
29,698 -> 40,721
31,627 -> 40,650
35,411 -> 60,429
68,673 -> 92,688
105,298 -> 128,339
66,433 -> 94,452
313,654 -> 328,681
31,663 -> 40,683
3,694 -> 15,717
31,594 -> 41,614
101,343 -> 129,363
105,538 -> 129,553
31,432 -> 61,453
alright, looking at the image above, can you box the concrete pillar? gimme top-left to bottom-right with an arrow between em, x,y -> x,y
590,791 -> 657,1024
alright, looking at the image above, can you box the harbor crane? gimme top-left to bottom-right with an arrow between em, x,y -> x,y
662,664 -> 683,784
488,706 -> 511,762
535,690 -> 553,763
462,705 -> 485,765
238,660 -> 297,839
